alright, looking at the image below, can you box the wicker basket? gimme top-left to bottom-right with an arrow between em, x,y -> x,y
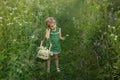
37,40 -> 52,60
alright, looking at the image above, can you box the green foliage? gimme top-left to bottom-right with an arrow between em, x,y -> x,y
0,0 -> 120,80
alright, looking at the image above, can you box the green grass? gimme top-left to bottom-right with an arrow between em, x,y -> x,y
0,0 -> 120,80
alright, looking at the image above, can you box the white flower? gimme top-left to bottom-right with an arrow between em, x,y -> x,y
31,35 -> 35,38
32,13 -> 34,15
3,1 -> 7,5
13,7 -> 17,10
0,17 -> 3,20
114,35 -> 118,40
0,24 -> 3,26
6,6 -> 12,10
7,23 -> 10,26
110,33 -> 114,37
13,39 -> 16,42
10,13 -> 13,15
114,18 -> 117,20
118,10 -> 120,13
112,26 -> 115,29
24,10 -> 28,14
14,17 -> 17,20
108,25 -> 111,28
66,34 -> 69,37
7,23 -> 14,25
16,69 -> 22,73
19,23 -> 22,26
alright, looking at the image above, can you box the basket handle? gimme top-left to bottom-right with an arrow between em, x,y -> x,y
40,38 -> 46,47
40,38 -> 52,51
49,43 -> 52,51
40,40 -> 44,47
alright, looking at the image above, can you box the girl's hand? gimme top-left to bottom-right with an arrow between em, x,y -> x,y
62,34 -> 69,40
45,29 -> 51,39
60,34 -> 69,40
60,37 -> 65,40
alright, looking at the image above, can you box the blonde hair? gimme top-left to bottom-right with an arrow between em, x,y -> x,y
45,17 -> 56,28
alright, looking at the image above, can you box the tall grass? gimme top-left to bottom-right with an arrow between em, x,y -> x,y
0,0 -> 120,80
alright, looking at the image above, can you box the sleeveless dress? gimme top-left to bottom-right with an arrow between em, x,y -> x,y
50,28 -> 61,54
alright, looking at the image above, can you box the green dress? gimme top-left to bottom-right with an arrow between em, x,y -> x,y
50,28 -> 61,54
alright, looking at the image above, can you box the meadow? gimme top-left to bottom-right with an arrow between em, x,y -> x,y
0,0 -> 120,80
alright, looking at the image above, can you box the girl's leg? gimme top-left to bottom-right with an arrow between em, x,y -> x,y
54,54 -> 60,72
47,56 -> 51,72
54,54 -> 59,68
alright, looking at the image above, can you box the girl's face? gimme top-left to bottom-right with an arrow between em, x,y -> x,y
49,23 -> 56,30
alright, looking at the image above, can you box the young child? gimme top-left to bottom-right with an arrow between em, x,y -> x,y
45,17 -> 65,72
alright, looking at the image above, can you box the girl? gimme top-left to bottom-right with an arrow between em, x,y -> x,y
45,17 -> 65,72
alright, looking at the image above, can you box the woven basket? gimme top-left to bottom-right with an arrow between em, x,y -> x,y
37,40 -> 52,60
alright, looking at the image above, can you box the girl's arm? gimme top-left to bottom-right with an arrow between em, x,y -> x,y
45,29 -> 50,39
59,28 -> 65,40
